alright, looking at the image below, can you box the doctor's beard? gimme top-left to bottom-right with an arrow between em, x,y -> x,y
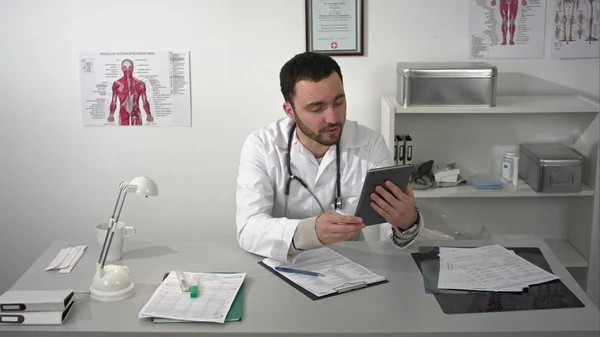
294,112 -> 344,146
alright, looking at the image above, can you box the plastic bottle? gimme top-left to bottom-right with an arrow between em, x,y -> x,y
501,152 -> 516,183
511,155 -> 519,187
501,152 -> 519,186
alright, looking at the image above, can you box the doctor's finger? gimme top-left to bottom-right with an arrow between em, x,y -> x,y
370,200 -> 393,221
371,192 -> 399,215
326,223 -> 364,234
327,213 -> 364,224
384,181 -> 412,201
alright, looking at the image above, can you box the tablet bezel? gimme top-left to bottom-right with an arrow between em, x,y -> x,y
354,164 -> 415,226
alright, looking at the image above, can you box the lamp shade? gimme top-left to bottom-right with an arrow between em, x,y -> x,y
128,176 -> 159,197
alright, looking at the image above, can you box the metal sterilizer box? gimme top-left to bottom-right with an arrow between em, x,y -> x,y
396,62 -> 497,107
518,143 -> 584,193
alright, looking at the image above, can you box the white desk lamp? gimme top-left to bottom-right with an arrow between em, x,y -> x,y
90,176 -> 159,302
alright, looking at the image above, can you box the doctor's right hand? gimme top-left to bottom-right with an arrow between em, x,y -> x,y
315,212 -> 365,245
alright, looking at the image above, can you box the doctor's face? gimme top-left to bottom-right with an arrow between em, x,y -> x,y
286,72 -> 346,146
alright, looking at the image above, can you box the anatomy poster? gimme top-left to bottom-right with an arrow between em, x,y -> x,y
80,51 -> 191,126
469,0 -> 547,59
550,0 -> 599,58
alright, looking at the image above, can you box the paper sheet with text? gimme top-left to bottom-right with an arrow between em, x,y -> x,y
262,247 -> 386,297
138,272 -> 245,324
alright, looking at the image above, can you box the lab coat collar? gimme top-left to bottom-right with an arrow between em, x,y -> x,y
273,117 -> 367,150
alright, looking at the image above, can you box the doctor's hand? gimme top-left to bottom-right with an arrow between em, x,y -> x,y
315,212 -> 365,245
370,181 -> 418,230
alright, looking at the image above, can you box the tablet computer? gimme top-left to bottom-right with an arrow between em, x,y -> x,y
354,164 -> 415,226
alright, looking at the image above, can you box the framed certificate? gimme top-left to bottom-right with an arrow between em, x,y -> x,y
305,0 -> 364,56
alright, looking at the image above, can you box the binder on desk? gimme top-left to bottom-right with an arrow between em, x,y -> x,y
259,247 -> 388,301
150,272 -> 244,323
0,289 -> 74,312
0,300 -> 74,325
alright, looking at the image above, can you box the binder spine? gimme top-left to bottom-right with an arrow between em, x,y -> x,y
0,314 -> 24,324
1,304 -> 26,311
396,135 -> 406,165
404,135 -> 413,165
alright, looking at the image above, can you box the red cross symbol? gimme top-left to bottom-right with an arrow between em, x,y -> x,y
331,42 -> 338,49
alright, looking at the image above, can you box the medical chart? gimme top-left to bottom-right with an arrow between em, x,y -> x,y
438,245 -> 559,292
550,0 -> 599,58
138,272 -> 246,324
80,51 -> 191,127
469,0 -> 547,59
261,247 -> 386,297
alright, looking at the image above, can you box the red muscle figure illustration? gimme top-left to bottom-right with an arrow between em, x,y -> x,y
491,0 -> 528,45
108,59 -> 154,125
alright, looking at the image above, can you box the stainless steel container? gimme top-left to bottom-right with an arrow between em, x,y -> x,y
396,62 -> 497,107
518,143 -> 584,193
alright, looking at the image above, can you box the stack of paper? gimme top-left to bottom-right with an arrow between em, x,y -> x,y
437,245 -> 560,292
138,271 -> 246,324
45,245 -> 87,274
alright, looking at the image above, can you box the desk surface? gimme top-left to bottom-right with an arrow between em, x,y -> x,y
0,238 -> 599,337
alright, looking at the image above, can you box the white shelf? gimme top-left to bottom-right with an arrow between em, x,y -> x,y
544,239 -> 588,268
413,180 -> 594,198
385,94 -> 600,114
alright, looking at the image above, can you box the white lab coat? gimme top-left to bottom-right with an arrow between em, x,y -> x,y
236,117 -> 423,262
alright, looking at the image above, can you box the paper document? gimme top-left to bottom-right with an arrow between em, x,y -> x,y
138,272 -> 245,324
437,248 -> 523,292
438,245 -> 559,292
261,247 -> 386,298
45,245 -> 87,274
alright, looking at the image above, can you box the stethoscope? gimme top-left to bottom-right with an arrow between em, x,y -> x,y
284,123 -> 342,217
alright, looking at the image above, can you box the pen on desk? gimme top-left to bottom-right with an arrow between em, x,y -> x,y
275,266 -> 323,277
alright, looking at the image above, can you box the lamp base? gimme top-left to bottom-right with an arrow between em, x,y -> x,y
90,264 -> 136,302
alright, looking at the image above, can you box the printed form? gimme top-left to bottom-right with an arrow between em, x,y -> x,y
438,245 -> 559,292
138,272 -> 246,324
262,247 -> 386,297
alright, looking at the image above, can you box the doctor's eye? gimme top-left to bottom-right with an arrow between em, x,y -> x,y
333,99 -> 345,106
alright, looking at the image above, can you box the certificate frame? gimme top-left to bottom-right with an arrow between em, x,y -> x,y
305,0 -> 364,56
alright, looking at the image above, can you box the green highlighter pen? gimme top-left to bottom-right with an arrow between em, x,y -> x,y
190,277 -> 198,298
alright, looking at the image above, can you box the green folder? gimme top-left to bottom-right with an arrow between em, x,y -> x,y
150,272 -> 243,323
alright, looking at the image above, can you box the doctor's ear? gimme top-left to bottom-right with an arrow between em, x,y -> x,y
283,102 -> 295,120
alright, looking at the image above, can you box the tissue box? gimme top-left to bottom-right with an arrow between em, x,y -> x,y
396,62 -> 497,107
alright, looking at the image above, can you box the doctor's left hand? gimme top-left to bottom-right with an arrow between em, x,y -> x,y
370,181 -> 418,230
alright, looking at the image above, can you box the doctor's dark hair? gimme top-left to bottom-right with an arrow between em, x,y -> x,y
279,52 -> 343,107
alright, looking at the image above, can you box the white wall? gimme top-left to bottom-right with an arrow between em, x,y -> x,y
1,0 -> 598,293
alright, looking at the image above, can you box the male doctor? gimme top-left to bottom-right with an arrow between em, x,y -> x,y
236,52 -> 424,262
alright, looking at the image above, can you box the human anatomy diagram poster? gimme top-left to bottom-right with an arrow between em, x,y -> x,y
550,0 -> 599,58
80,51 -> 191,126
469,0 -> 547,58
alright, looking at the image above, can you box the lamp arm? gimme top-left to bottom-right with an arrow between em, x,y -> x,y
100,191 -> 129,269
97,181 -> 127,266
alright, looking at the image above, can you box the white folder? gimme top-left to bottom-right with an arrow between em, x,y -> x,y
0,289 -> 74,312
0,300 -> 74,325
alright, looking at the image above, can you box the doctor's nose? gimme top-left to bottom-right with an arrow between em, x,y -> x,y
324,106 -> 341,125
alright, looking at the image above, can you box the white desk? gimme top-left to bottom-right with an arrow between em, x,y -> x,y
0,238 -> 599,336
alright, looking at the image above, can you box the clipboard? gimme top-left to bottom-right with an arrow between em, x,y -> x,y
259,261 -> 388,300
258,247 -> 389,301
